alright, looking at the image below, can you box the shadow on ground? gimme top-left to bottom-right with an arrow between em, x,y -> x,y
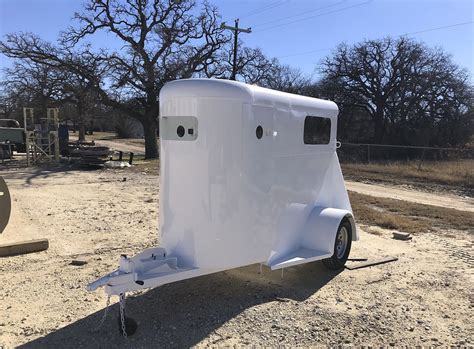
20,262 -> 340,348
0,163 -> 108,186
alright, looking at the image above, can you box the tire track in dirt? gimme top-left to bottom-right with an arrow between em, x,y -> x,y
425,233 -> 474,268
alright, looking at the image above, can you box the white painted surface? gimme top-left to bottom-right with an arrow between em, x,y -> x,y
88,79 -> 356,295
269,248 -> 332,270
159,79 -> 355,270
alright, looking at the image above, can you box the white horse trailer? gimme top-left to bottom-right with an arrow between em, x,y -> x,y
87,79 -> 358,335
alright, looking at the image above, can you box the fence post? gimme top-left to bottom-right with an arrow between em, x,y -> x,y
367,144 -> 371,164
26,132 -> 30,167
53,132 -> 59,162
418,148 -> 426,170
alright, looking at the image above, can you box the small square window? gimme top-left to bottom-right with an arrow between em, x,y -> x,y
304,116 -> 331,145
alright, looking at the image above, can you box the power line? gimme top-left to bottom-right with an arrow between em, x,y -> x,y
277,48 -> 332,59
254,0 -> 372,33
252,0 -> 347,28
239,1 -> 287,18
222,1 -> 286,23
275,20 -> 474,59
398,21 -> 474,37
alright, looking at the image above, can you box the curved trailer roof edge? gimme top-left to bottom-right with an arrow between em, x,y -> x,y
160,78 -> 339,116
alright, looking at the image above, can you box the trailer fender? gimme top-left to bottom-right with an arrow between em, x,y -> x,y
0,176 -> 11,234
300,207 -> 357,254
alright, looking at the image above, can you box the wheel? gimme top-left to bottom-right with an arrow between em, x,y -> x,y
322,219 -> 352,270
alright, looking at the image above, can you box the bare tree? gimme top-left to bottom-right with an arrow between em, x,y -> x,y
63,0 -> 228,158
1,60 -> 64,122
1,56 -> 105,141
204,44 -> 311,93
260,63 -> 311,94
236,48 -> 279,85
60,70 -> 102,141
1,0 -> 228,158
319,37 -> 473,146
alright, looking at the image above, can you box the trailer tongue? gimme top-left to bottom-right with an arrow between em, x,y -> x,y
87,79 -> 358,337
87,247 -> 221,295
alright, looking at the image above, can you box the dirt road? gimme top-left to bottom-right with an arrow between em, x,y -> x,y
346,180 -> 474,213
69,134 -> 146,155
93,139 -> 146,156
0,166 -> 472,347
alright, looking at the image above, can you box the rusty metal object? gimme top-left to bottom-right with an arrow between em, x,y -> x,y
0,176 -> 11,234
345,256 -> 398,270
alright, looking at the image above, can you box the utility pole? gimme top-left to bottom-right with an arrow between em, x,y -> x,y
221,19 -> 251,80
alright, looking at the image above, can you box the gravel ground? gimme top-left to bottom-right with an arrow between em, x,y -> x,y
0,165 -> 472,348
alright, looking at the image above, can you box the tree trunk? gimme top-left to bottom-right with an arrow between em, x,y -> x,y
373,118 -> 384,143
142,117 -> 159,159
78,118 -> 86,141
373,106 -> 385,144
77,99 -> 86,141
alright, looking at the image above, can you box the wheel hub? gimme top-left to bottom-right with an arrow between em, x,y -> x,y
336,226 -> 348,259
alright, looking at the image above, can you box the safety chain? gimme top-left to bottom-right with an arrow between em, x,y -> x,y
119,293 -> 128,339
92,294 -> 111,333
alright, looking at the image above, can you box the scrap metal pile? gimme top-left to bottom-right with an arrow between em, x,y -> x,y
68,141 -> 112,166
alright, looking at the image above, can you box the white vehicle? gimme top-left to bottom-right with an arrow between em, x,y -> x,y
88,79 -> 358,335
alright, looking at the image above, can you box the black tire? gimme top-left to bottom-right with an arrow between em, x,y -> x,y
322,218 -> 352,270
15,143 -> 26,153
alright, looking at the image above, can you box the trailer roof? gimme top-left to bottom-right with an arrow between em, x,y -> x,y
160,79 -> 338,118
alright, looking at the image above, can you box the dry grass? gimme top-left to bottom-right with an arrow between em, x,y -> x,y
342,160 -> 474,193
349,191 -> 474,234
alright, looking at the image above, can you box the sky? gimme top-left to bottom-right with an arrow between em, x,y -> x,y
0,0 -> 473,80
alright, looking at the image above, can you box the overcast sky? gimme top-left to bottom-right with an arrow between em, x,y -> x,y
0,0 -> 472,79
